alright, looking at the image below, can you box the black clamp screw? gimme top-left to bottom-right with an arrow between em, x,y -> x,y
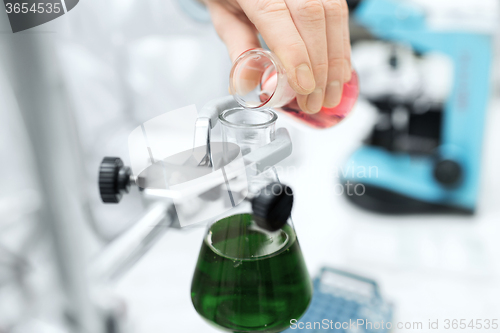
99,157 -> 132,203
252,182 -> 294,231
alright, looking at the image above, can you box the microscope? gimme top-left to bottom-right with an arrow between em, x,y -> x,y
343,0 -> 495,214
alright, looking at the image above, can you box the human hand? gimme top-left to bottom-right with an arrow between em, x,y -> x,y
202,0 -> 352,114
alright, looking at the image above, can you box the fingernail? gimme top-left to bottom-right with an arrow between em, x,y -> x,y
344,59 -> 352,82
324,81 -> 342,108
306,88 -> 323,114
296,64 -> 315,92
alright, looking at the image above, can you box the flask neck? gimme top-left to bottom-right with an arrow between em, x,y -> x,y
219,107 -> 279,192
219,107 -> 277,156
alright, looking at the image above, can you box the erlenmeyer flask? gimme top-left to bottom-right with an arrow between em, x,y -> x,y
191,107 -> 312,332
229,48 -> 359,129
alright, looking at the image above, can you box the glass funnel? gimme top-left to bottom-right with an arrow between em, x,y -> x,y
190,108 -> 312,332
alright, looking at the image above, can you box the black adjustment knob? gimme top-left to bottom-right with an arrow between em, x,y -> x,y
433,159 -> 462,187
99,157 -> 132,203
347,0 -> 362,11
389,47 -> 399,70
252,182 -> 294,232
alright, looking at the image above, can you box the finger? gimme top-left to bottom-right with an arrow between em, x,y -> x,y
207,2 -> 261,62
207,3 -> 262,93
342,0 -> 352,82
322,0 -> 345,108
238,0 -> 316,95
285,0 -> 328,114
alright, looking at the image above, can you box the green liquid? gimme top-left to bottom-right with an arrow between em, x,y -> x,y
191,214 -> 312,332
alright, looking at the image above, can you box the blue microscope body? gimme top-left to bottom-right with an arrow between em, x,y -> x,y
344,0 -> 493,214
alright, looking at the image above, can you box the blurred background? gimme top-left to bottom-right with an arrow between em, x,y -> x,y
0,0 -> 499,332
